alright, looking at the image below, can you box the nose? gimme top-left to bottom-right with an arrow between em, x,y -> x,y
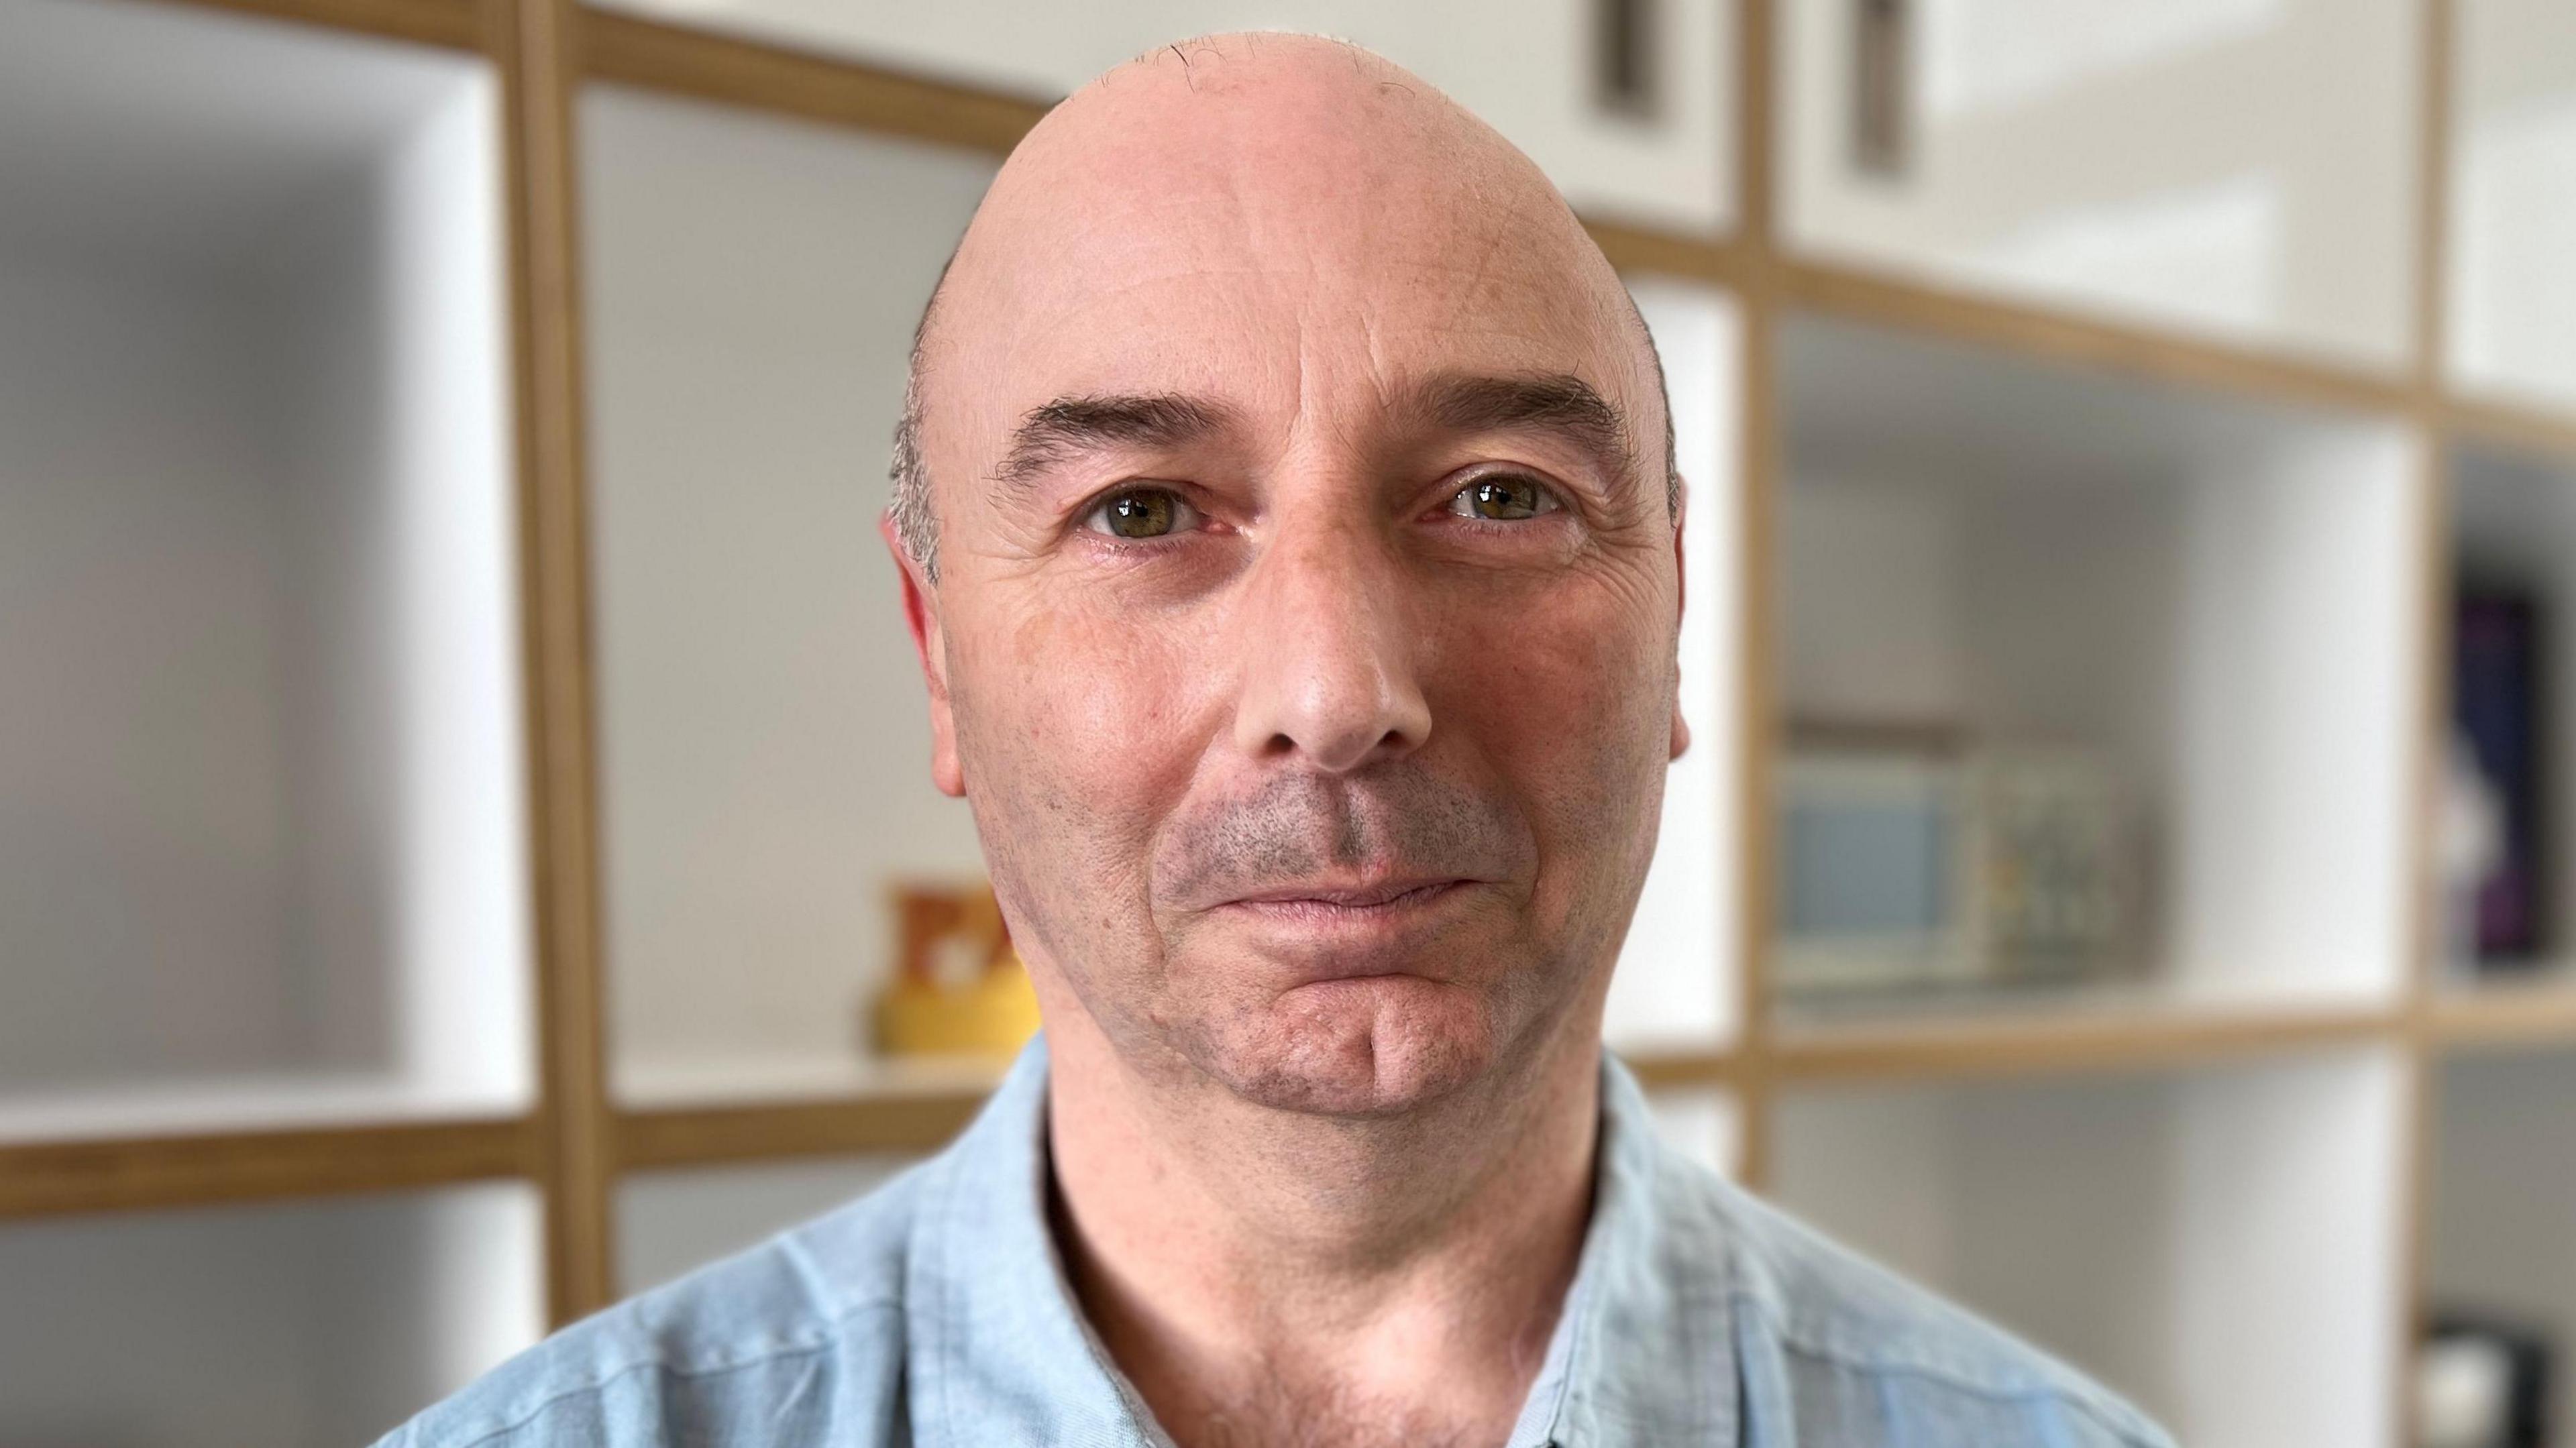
1230,516 -> 1432,772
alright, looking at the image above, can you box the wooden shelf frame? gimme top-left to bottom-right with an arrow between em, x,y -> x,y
15,4 -> 2576,1439
0,1116 -> 533,1221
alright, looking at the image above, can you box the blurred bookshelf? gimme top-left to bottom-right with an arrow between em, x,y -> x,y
6,0 -> 2576,1443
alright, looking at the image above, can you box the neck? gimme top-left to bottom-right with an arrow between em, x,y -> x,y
1044,1011 -> 1601,1448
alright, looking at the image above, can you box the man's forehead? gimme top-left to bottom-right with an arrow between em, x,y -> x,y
924,35 -> 1640,417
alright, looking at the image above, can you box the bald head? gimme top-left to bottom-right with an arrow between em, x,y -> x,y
888,33 -> 1675,579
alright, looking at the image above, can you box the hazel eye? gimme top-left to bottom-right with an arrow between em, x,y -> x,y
1447,475 -> 1562,522
1085,488 -> 1201,539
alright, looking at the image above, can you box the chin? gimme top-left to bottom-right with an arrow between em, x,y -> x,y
1186,975 -> 1499,1117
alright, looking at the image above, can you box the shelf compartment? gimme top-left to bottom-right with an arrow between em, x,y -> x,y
1769,314 -> 2421,1025
579,84 -> 1000,1108
1778,0 -> 2420,370
2447,0 -> 2576,410
0,1182 -> 542,1447
0,0 -> 530,1135
2424,1047 -> 2576,1445
619,1155 -> 916,1294
2442,441 -> 2576,999
580,0 -> 1733,235
1771,1048 -> 2408,1448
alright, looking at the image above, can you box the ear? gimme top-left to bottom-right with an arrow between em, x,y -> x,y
882,511 -> 966,797
1668,475 -> 1692,763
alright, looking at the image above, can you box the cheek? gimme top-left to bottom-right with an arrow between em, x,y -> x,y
1431,577 -> 1673,877
948,595 -> 1222,917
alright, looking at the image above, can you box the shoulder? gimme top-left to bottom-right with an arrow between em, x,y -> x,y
1662,1160 -> 2175,1448
372,1166 -> 931,1448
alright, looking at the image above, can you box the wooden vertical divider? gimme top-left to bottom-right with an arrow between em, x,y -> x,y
2396,1 -> 2461,1441
489,0 -> 616,1323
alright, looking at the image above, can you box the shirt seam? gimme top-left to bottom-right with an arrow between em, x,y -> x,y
433,1296 -> 903,1448
1730,1288 -> 2164,1445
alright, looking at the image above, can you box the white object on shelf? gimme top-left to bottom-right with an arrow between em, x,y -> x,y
1771,1050 -> 2406,1448
1780,0 -> 2420,370
582,89 -> 997,1105
621,1156 -> 916,1294
2448,0 -> 2576,409
584,0 -> 1733,236
1776,317 -> 2418,1014
0,1183 -> 542,1447
0,0 -> 529,1129
1603,278 -> 1743,1055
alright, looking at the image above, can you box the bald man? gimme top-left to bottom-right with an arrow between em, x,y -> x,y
384,36 -> 2169,1448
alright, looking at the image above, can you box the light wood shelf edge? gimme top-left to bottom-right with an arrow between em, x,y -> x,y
138,0 -> 482,49
1778,256 -> 2415,419
1772,1003 -> 2404,1087
614,1091 -> 989,1170
578,7 -> 1049,154
2442,394 -> 2576,463
0,1117 -> 535,1221
2428,982 -> 2576,1052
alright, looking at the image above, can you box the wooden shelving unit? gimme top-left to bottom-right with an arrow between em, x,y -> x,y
9,0 -> 2576,1442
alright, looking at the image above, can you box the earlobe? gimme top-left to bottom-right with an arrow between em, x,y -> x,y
1670,701 -> 1691,762
880,512 -> 967,798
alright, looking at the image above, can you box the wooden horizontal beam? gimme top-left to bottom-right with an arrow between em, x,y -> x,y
1587,220 -> 1754,290
2428,981 -> 2576,1054
578,7 -> 1049,154
142,0 -> 481,51
1620,1046 -> 1745,1091
2441,395 -> 2576,465
1780,258 -> 2415,420
1772,1002 -> 2402,1087
614,1089 -> 987,1170
0,1117 -> 533,1221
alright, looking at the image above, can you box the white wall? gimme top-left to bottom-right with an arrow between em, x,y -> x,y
2449,0 -> 2576,408
1605,279 -> 1742,1052
0,254 -> 303,1093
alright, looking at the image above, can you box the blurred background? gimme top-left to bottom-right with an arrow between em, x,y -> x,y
0,0 -> 2570,1444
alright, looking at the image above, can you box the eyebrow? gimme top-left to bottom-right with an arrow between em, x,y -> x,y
993,393 -> 1239,490
1405,372 -> 1638,491
987,372 -> 1638,496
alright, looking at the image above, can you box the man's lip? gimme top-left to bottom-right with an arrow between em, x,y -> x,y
1216,878 -> 1472,909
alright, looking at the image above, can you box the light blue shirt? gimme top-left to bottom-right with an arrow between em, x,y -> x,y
379,1039 -> 2173,1447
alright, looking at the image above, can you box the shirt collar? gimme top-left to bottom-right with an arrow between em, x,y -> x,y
907,1034 -> 1735,1447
